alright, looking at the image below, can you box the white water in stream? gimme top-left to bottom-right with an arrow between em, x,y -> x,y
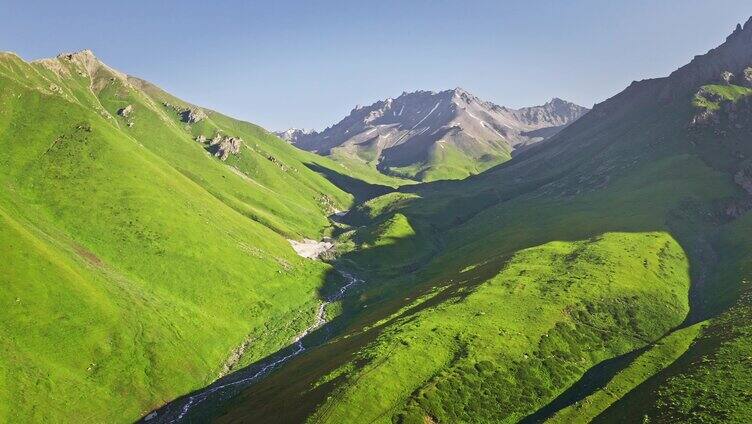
155,271 -> 361,423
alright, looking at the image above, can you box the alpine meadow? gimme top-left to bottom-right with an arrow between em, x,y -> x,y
3,4 -> 752,424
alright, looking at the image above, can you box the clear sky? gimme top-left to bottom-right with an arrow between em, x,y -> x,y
3,0 -> 751,130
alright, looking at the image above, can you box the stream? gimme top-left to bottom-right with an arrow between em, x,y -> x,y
142,270 -> 362,423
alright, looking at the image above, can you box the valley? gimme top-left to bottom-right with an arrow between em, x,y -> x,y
2,11 -> 752,424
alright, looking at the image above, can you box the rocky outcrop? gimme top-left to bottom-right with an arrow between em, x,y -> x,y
690,84 -> 752,130
690,108 -> 720,128
194,133 -> 242,160
181,108 -> 206,123
744,68 -> 752,87
204,134 -> 242,160
118,105 -> 133,117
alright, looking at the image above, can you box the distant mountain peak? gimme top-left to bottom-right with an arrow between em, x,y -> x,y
56,48 -> 97,61
33,48 -> 128,83
275,128 -> 316,142
284,88 -> 588,181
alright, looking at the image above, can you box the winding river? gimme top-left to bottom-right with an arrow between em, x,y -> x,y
143,270 -> 362,423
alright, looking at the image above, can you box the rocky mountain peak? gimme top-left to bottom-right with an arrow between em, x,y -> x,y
667,17 -> 752,89
513,98 -> 590,127
275,128 -> 316,142
56,48 -> 97,61
36,48 -> 128,83
283,87 -> 588,180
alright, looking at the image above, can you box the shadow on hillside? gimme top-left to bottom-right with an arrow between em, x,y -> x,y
140,185 -> 734,424
139,251 -> 511,423
142,78 -> 752,422
144,113 -> 745,422
303,162 -> 394,203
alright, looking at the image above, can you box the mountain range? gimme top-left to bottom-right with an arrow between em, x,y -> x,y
277,90 -> 588,181
3,14 -> 752,424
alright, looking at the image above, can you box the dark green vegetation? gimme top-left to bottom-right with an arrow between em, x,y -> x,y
199,18 -> 752,424
315,233 -> 691,423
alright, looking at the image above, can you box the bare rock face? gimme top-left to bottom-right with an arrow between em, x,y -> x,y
181,108 -> 206,123
55,49 -> 128,83
194,133 -> 242,160
744,68 -> 752,87
721,71 -> 735,84
202,134 -> 242,160
690,109 -> 720,128
118,104 -> 133,117
215,137 -> 241,161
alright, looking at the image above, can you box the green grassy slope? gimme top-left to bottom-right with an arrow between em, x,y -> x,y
311,232 -> 690,423
374,139 -> 511,182
0,51 -> 353,422
548,321 -> 706,424
594,212 -> 752,423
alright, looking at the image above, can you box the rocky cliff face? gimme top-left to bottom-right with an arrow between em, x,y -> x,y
661,16 -> 752,97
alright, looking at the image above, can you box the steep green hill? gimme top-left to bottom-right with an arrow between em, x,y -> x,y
0,50 -> 359,422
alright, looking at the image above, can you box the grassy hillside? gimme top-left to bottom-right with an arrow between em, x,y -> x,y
380,138 -> 511,182
311,232 -> 690,423
0,50 -> 356,422
547,321 -> 706,423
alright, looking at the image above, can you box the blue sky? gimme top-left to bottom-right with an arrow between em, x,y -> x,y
3,0 -> 751,130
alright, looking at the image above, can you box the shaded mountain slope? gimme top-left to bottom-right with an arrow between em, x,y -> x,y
202,17 -> 752,424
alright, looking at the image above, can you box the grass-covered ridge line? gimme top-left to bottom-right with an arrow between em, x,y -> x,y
644,285 -> 752,423
308,232 -> 690,423
547,321 -> 706,423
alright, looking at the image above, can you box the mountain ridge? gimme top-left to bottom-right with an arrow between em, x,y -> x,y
276,88 -> 588,181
